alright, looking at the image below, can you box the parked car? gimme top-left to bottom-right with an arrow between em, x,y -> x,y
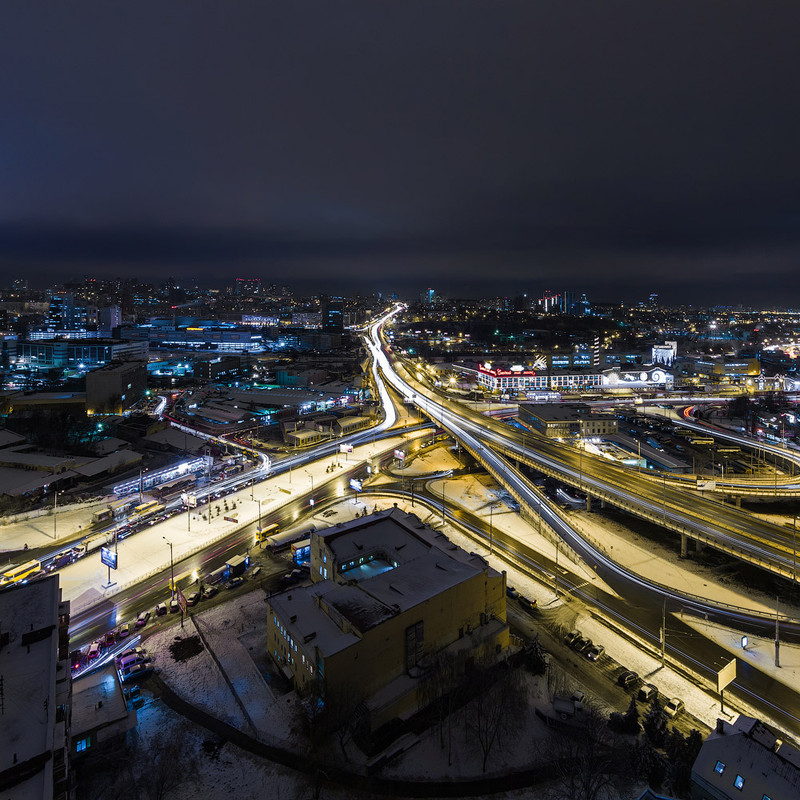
135,610 -> 151,628
250,566 -> 262,578
518,595 -> 537,612
665,698 -> 684,718
118,623 -> 131,639
571,690 -> 586,705
156,603 -> 168,617
638,684 -> 658,703
506,585 -> 519,599
115,647 -> 146,667
564,630 -> 582,647
70,649 -> 84,671
169,598 -> 180,614
87,641 -> 102,661
120,662 -> 153,683
617,670 -> 639,689
226,576 -> 244,590
586,645 -> 605,662
574,637 -> 593,654
202,585 -> 218,600
187,591 -> 200,606
104,630 -> 116,647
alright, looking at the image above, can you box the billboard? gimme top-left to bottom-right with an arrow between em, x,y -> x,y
100,547 -> 118,570
717,657 -> 737,693
340,443 -> 354,454
177,588 -> 187,615
394,449 -> 405,460
350,479 -> 363,492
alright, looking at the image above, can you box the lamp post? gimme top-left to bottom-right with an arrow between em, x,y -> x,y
441,479 -> 446,524
489,500 -> 494,555
304,470 -> 314,507
794,514 -> 797,583
53,489 -> 62,540
163,537 -> 174,597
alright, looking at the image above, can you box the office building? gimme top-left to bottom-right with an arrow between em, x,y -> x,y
0,575 -> 74,800
85,361 -> 148,414
691,715 -> 800,799
519,403 -> 618,438
267,508 -> 508,733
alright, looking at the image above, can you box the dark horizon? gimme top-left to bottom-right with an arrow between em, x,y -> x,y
3,2 -> 800,306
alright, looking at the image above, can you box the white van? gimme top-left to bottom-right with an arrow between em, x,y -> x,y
118,653 -> 149,672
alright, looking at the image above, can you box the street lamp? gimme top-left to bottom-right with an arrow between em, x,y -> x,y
53,489 -> 63,540
163,537 -> 174,597
304,469 -> 314,505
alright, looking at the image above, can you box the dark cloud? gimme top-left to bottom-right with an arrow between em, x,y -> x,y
1,1 -> 799,303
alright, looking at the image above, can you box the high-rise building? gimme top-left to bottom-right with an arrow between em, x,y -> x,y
235,277 -> 261,296
98,306 -> 122,334
648,292 -> 659,308
320,295 -> 344,331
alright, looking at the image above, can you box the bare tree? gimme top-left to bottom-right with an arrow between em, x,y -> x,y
418,648 -> 463,764
463,660 -> 525,773
135,723 -> 199,800
549,705 -> 627,800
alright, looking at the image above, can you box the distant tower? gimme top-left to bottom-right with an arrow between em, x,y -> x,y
649,292 -> 659,308
592,333 -> 601,368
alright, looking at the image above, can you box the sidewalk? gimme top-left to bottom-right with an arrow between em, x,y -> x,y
55,432 -> 424,612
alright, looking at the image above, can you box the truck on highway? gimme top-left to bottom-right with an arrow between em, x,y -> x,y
72,531 -> 115,559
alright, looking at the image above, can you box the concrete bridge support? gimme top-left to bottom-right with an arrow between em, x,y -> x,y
680,533 -> 689,559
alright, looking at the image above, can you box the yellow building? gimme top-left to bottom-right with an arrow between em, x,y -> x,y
266,508 -> 508,733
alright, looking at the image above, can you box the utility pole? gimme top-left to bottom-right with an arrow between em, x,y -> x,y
775,597 -> 781,668
661,598 -> 666,666
53,490 -> 60,540
489,501 -> 494,555
441,480 -> 446,524
554,540 -> 559,598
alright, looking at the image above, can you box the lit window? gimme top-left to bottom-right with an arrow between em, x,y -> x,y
734,775 -> 744,790
714,761 -> 725,774
76,737 -> 90,753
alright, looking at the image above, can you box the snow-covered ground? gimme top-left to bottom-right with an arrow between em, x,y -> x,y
15,431 -> 425,613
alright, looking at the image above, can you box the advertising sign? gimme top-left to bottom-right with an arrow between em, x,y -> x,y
223,515 -> 238,523
100,547 -> 118,570
394,449 -> 405,461
177,588 -> 188,615
350,479 -> 363,492
717,657 -> 737,693
340,443 -> 354,454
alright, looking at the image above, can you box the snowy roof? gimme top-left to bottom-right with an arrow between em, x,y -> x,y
0,429 -> 27,449
0,576 -> 61,799
268,583 -> 361,658
71,666 -> 129,737
141,427 -> 207,453
274,509 -> 497,638
0,466 -> 77,496
72,449 -> 142,478
694,715 -> 800,797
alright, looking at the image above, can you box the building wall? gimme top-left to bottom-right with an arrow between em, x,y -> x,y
86,362 -> 147,414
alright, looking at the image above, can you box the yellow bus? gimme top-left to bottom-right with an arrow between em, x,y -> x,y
0,559 -> 42,586
129,500 -> 164,521
255,523 -> 279,543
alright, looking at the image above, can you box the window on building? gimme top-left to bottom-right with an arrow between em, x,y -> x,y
734,775 -> 744,790
714,761 -> 725,774
405,620 -> 424,671
76,737 -> 90,753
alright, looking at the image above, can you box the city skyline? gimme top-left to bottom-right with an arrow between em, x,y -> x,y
3,2 -> 800,305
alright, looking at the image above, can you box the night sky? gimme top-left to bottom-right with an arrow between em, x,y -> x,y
2,2 -> 800,304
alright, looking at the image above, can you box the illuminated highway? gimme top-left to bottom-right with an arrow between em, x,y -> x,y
366,308 -> 800,582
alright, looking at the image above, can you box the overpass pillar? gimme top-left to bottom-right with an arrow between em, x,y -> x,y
734,497 -> 741,508
585,495 -> 591,512
680,533 -> 689,559
600,498 -> 606,510
695,539 -> 704,554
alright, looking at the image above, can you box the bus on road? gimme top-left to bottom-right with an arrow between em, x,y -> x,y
129,500 -> 165,522
0,560 -> 42,587
255,522 -> 279,544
